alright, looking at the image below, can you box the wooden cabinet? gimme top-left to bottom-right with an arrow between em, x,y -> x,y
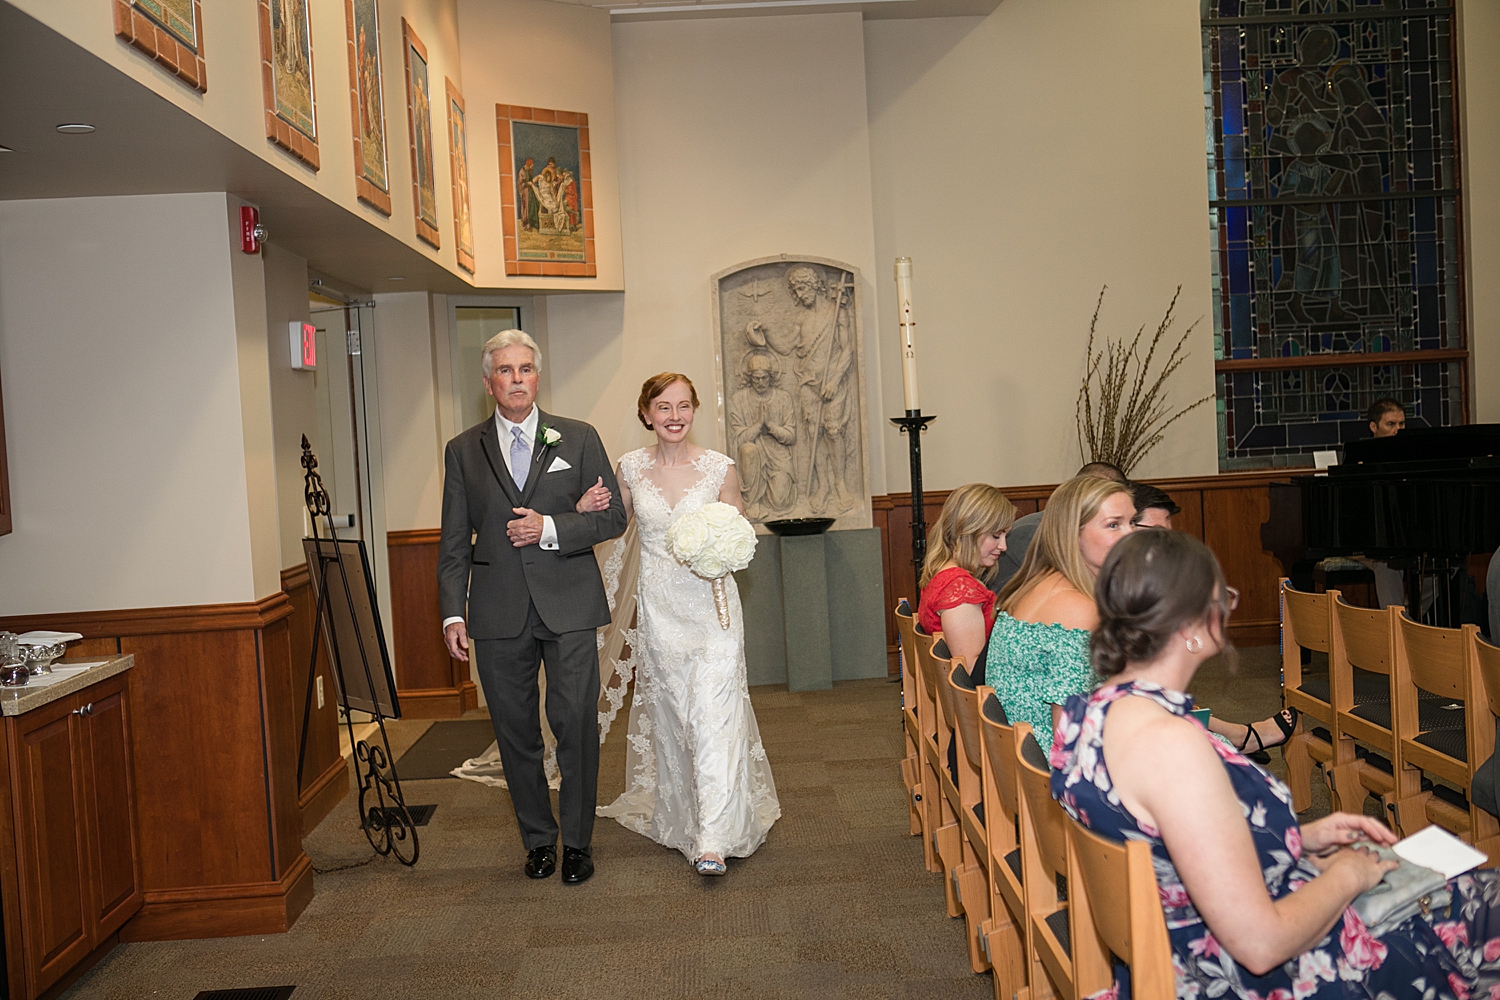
6,672 -> 142,998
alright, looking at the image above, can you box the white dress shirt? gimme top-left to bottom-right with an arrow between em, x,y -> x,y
441,406 -> 559,633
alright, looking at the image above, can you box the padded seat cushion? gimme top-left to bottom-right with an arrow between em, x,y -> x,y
983,694 -> 1008,726
1021,732 -> 1047,769
1298,672 -> 1330,703
1044,908 -> 1071,958
1350,696 -> 1466,733
1004,848 -> 1022,881
973,801 -> 984,828
1413,725 -> 1468,763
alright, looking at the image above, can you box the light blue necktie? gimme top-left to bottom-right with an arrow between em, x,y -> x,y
510,426 -> 531,490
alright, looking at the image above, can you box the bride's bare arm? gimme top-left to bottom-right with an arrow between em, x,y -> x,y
719,465 -> 744,513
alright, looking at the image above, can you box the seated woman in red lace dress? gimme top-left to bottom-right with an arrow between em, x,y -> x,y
917,483 -> 1018,685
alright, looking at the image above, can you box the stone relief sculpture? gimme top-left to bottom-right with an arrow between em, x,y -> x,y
713,256 -> 870,528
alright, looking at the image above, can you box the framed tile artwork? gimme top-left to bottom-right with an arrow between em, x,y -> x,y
113,0 -> 207,92
446,79 -> 475,273
258,0 -> 319,169
401,19 -> 440,249
344,0 -> 390,214
496,106 -> 596,277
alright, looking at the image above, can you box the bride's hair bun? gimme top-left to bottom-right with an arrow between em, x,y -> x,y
638,373 -> 700,429
1089,531 -> 1229,677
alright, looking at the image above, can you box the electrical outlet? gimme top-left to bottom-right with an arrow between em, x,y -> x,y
316,675 -> 325,709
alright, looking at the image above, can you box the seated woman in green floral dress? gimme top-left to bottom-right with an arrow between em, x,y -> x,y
988,475 -> 1296,755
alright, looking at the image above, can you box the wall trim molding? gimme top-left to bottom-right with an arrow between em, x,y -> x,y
120,852 -> 314,941
872,467 -> 1301,511
387,527 -> 442,546
0,592 -> 293,637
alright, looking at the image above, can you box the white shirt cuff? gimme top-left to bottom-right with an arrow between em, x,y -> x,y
540,515 -> 559,550
442,616 -> 464,634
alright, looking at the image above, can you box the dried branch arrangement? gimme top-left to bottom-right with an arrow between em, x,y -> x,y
1075,285 -> 1213,476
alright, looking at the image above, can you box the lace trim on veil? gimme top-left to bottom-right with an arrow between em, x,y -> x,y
450,521 -> 640,788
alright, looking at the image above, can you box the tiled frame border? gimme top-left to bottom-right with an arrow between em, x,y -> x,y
113,0 -> 207,92
445,79 -> 475,274
401,19 -> 441,250
343,0 -> 391,214
496,105 -> 596,278
257,0 -> 320,170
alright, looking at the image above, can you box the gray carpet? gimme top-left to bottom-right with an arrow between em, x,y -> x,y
63,678 -> 991,1000
60,648 -> 1317,999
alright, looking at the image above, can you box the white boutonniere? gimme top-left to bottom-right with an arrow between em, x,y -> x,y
539,425 -> 562,447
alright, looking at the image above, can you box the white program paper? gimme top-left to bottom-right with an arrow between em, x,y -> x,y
1393,824 -> 1490,880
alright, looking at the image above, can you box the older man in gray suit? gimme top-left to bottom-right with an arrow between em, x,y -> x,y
439,330 -> 626,885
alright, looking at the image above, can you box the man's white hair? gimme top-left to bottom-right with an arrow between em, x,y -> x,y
481,329 -> 543,377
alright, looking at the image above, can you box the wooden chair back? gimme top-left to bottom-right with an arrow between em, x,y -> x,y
977,688 -> 1029,997
1066,820 -> 1175,1000
1399,614 -> 1469,702
1015,722 -> 1074,999
1391,616 -> 1493,845
979,690 -> 1022,822
931,638 -> 962,783
949,664 -> 984,770
1327,598 -> 1406,812
1335,597 -> 1396,678
1284,583 -> 1334,653
1474,634 -> 1500,720
896,598 -> 919,719
1016,729 -> 1067,878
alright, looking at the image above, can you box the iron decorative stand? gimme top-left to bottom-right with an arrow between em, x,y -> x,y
295,436 -> 420,866
890,410 -> 936,570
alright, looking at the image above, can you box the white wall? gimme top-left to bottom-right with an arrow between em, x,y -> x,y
456,0 -> 626,291
373,291 -> 444,530
0,193 -> 267,612
865,3 -> 1220,490
550,12 -> 886,490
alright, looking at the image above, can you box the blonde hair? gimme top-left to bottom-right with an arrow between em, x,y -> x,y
996,476 -> 1134,613
920,484 -> 1019,588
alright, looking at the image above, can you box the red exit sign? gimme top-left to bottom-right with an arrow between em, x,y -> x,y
290,322 -> 316,370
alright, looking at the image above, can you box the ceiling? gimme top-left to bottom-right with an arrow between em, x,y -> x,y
600,0 -> 1000,22
0,2 -> 472,296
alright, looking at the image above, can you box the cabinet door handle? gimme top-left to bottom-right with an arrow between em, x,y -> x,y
73,703 -> 94,717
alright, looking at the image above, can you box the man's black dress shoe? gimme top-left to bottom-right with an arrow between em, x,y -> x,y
525,845 -> 556,879
561,847 -> 594,885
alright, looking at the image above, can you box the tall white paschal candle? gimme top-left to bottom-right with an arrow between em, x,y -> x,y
895,257 -> 919,411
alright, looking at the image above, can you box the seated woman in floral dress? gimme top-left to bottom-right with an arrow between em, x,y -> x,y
916,483 -> 1019,684
1052,528 -> 1500,1000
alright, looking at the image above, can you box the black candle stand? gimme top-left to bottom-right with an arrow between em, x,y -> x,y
890,410 -> 936,569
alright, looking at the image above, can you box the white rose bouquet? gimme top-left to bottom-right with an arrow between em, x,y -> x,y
665,501 -> 758,629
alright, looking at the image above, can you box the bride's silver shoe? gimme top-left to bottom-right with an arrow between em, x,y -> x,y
695,856 -> 727,876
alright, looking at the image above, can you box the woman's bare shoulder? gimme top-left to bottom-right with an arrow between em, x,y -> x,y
1014,575 -> 1097,631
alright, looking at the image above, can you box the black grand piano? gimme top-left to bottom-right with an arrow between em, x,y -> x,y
1262,424 -> 1500,628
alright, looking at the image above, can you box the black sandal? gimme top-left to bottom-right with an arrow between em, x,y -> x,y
1238,707 -> 1300,763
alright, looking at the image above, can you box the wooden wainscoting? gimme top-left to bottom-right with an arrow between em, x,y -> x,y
0,597 -> 315,941
387,529 -> 479,718
280,564 -> 350,836
874,469 -> 1293,673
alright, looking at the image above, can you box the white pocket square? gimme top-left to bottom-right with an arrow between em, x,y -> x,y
547,456 -> 572,472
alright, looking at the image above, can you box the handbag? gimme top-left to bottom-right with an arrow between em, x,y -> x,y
1349,846 -> 1450,937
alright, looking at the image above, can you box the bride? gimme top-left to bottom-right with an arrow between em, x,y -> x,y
580,372 -> 780,875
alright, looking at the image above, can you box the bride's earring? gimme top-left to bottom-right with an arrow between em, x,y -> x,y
1186,635 -> 1204,654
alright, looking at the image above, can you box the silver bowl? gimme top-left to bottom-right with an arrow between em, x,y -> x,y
20,642 -> 67,675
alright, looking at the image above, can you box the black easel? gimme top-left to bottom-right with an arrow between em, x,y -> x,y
890,410 -> 936,569
294,436 -> 419,866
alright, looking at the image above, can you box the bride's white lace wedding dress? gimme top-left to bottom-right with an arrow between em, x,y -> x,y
597,448 -> 780,862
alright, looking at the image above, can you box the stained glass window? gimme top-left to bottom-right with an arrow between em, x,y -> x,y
1201,0 -> 1468,470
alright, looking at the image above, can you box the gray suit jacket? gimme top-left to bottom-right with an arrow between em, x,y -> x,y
438,409 -> 627,639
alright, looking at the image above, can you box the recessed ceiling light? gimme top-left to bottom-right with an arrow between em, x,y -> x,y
56,124 -> 95,134
388,276 -> 407,281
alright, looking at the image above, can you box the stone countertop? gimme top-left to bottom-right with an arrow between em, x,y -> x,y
0,654 -> 133,717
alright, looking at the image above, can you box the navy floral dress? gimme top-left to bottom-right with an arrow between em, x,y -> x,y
1050,680 -> 1500,1000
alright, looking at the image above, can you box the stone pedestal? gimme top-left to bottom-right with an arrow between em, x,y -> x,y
734,527 -> 887,688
